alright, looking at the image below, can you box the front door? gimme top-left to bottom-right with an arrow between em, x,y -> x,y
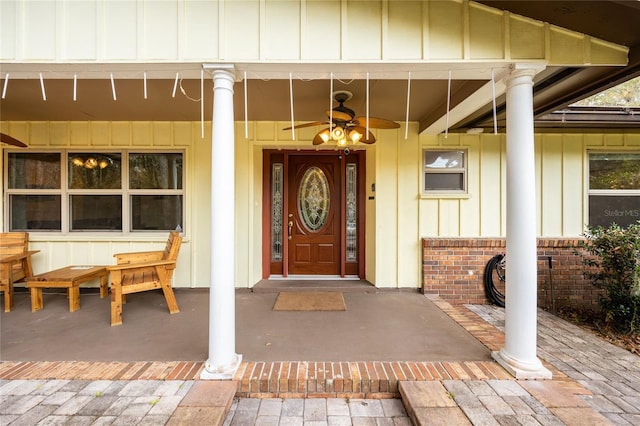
287,155 -> 341,275
263,150 -> 364,278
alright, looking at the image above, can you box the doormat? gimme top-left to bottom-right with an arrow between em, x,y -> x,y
273,292 -> 346,311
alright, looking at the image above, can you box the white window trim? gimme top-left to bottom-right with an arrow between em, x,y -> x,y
4,149 -> 185,235
422,148 -> 468,195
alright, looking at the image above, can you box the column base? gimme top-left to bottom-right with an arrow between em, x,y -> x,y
492,350 -> 552,380
200,353 -> 243,380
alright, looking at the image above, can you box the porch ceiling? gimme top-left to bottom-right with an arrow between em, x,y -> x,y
1,1 -> 639,134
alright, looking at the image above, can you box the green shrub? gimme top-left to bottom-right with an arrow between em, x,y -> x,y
577,221 -> 640,334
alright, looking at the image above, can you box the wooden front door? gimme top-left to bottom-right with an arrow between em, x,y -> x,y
287,155 -> 341,275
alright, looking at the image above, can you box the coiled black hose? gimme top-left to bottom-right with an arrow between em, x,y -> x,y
484,254 -> 505,307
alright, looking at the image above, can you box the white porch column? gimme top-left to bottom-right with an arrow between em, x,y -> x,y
492,68 -> 551,379
201,66 -> 242,380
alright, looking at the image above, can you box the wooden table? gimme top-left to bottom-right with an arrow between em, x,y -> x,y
26,266 -> 109,312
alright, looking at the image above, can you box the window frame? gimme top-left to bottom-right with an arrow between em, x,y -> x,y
587,150 -> 640,228
4,149 -> 186,235
422,148 -> 468,195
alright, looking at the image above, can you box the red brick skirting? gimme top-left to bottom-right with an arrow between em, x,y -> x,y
1,298 -> 572,398
422,237 -> 600,309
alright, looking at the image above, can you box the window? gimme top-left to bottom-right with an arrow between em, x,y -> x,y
423,149 -> 467,192
5,151 -> 184,233
588,152 -> 640,228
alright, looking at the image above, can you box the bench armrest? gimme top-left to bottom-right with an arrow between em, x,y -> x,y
113,250 -> 164,264
107,259 -> 176,272
0,250 -> 40,264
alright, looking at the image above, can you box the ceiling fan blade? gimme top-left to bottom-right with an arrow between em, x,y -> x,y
326,110 -> 353,122
312,128 -> 331,145
0,133 -> 28,147
355,116 -> 400,129
282,121 -> 329,130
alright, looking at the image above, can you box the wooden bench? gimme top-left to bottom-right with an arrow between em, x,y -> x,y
108,231 -> 182,326
1,232 -> 40,312
26,265 -> 109,312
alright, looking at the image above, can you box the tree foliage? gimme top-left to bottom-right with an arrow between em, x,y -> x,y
573,77 -> 640,107
577,221 -> 640,334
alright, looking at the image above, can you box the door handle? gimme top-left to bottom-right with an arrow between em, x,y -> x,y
288,220 -> 293,239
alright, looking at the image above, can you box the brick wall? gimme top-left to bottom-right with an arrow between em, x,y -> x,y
422,237 -> 601,310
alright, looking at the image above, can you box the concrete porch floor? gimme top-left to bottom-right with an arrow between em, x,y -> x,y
0,285 -> 489,363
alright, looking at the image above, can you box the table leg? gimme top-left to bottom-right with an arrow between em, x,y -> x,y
99,273 -> 108,298
69,285 -> 80,312
30,287 -> 43,312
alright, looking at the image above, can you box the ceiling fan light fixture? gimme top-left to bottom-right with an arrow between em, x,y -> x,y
313,128 -> 331,145
336,138 -> 348,147
348,129 -> 363,143
331,126 -> 345,140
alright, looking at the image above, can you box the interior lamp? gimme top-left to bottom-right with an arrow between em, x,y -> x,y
84,157 -> 98,169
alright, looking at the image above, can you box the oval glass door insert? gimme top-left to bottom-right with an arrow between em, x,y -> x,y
298,166 -> 330,231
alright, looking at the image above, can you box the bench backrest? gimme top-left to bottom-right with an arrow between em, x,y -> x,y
0,232 -> 29,257
0,232 -> 32,282
163,231 -> 183,262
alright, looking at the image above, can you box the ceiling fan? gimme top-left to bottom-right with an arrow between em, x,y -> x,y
1,133 -> 28,148
284,90 -> 400,146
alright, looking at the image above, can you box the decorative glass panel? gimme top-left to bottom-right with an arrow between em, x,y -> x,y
346,164 -> 357,262
298,166 -> 330,232
271,163 -> 283,261
69,153 -> 121,189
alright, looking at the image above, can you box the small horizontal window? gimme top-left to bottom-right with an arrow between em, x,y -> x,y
423,150 -> 467,192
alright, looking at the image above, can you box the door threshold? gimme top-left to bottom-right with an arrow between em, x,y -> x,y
268,275 -> 361,281
253,277 -> 375,293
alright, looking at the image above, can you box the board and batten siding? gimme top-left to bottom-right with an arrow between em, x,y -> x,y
419,132 -> 640,240
1,0 -> 627,66
2,120 -> 639,289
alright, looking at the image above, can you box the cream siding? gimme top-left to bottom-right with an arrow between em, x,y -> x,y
1,0 -> 627,66
5,120 -> 637,289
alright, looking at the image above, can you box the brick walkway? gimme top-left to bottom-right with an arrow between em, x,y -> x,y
2,296 -> 639,425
